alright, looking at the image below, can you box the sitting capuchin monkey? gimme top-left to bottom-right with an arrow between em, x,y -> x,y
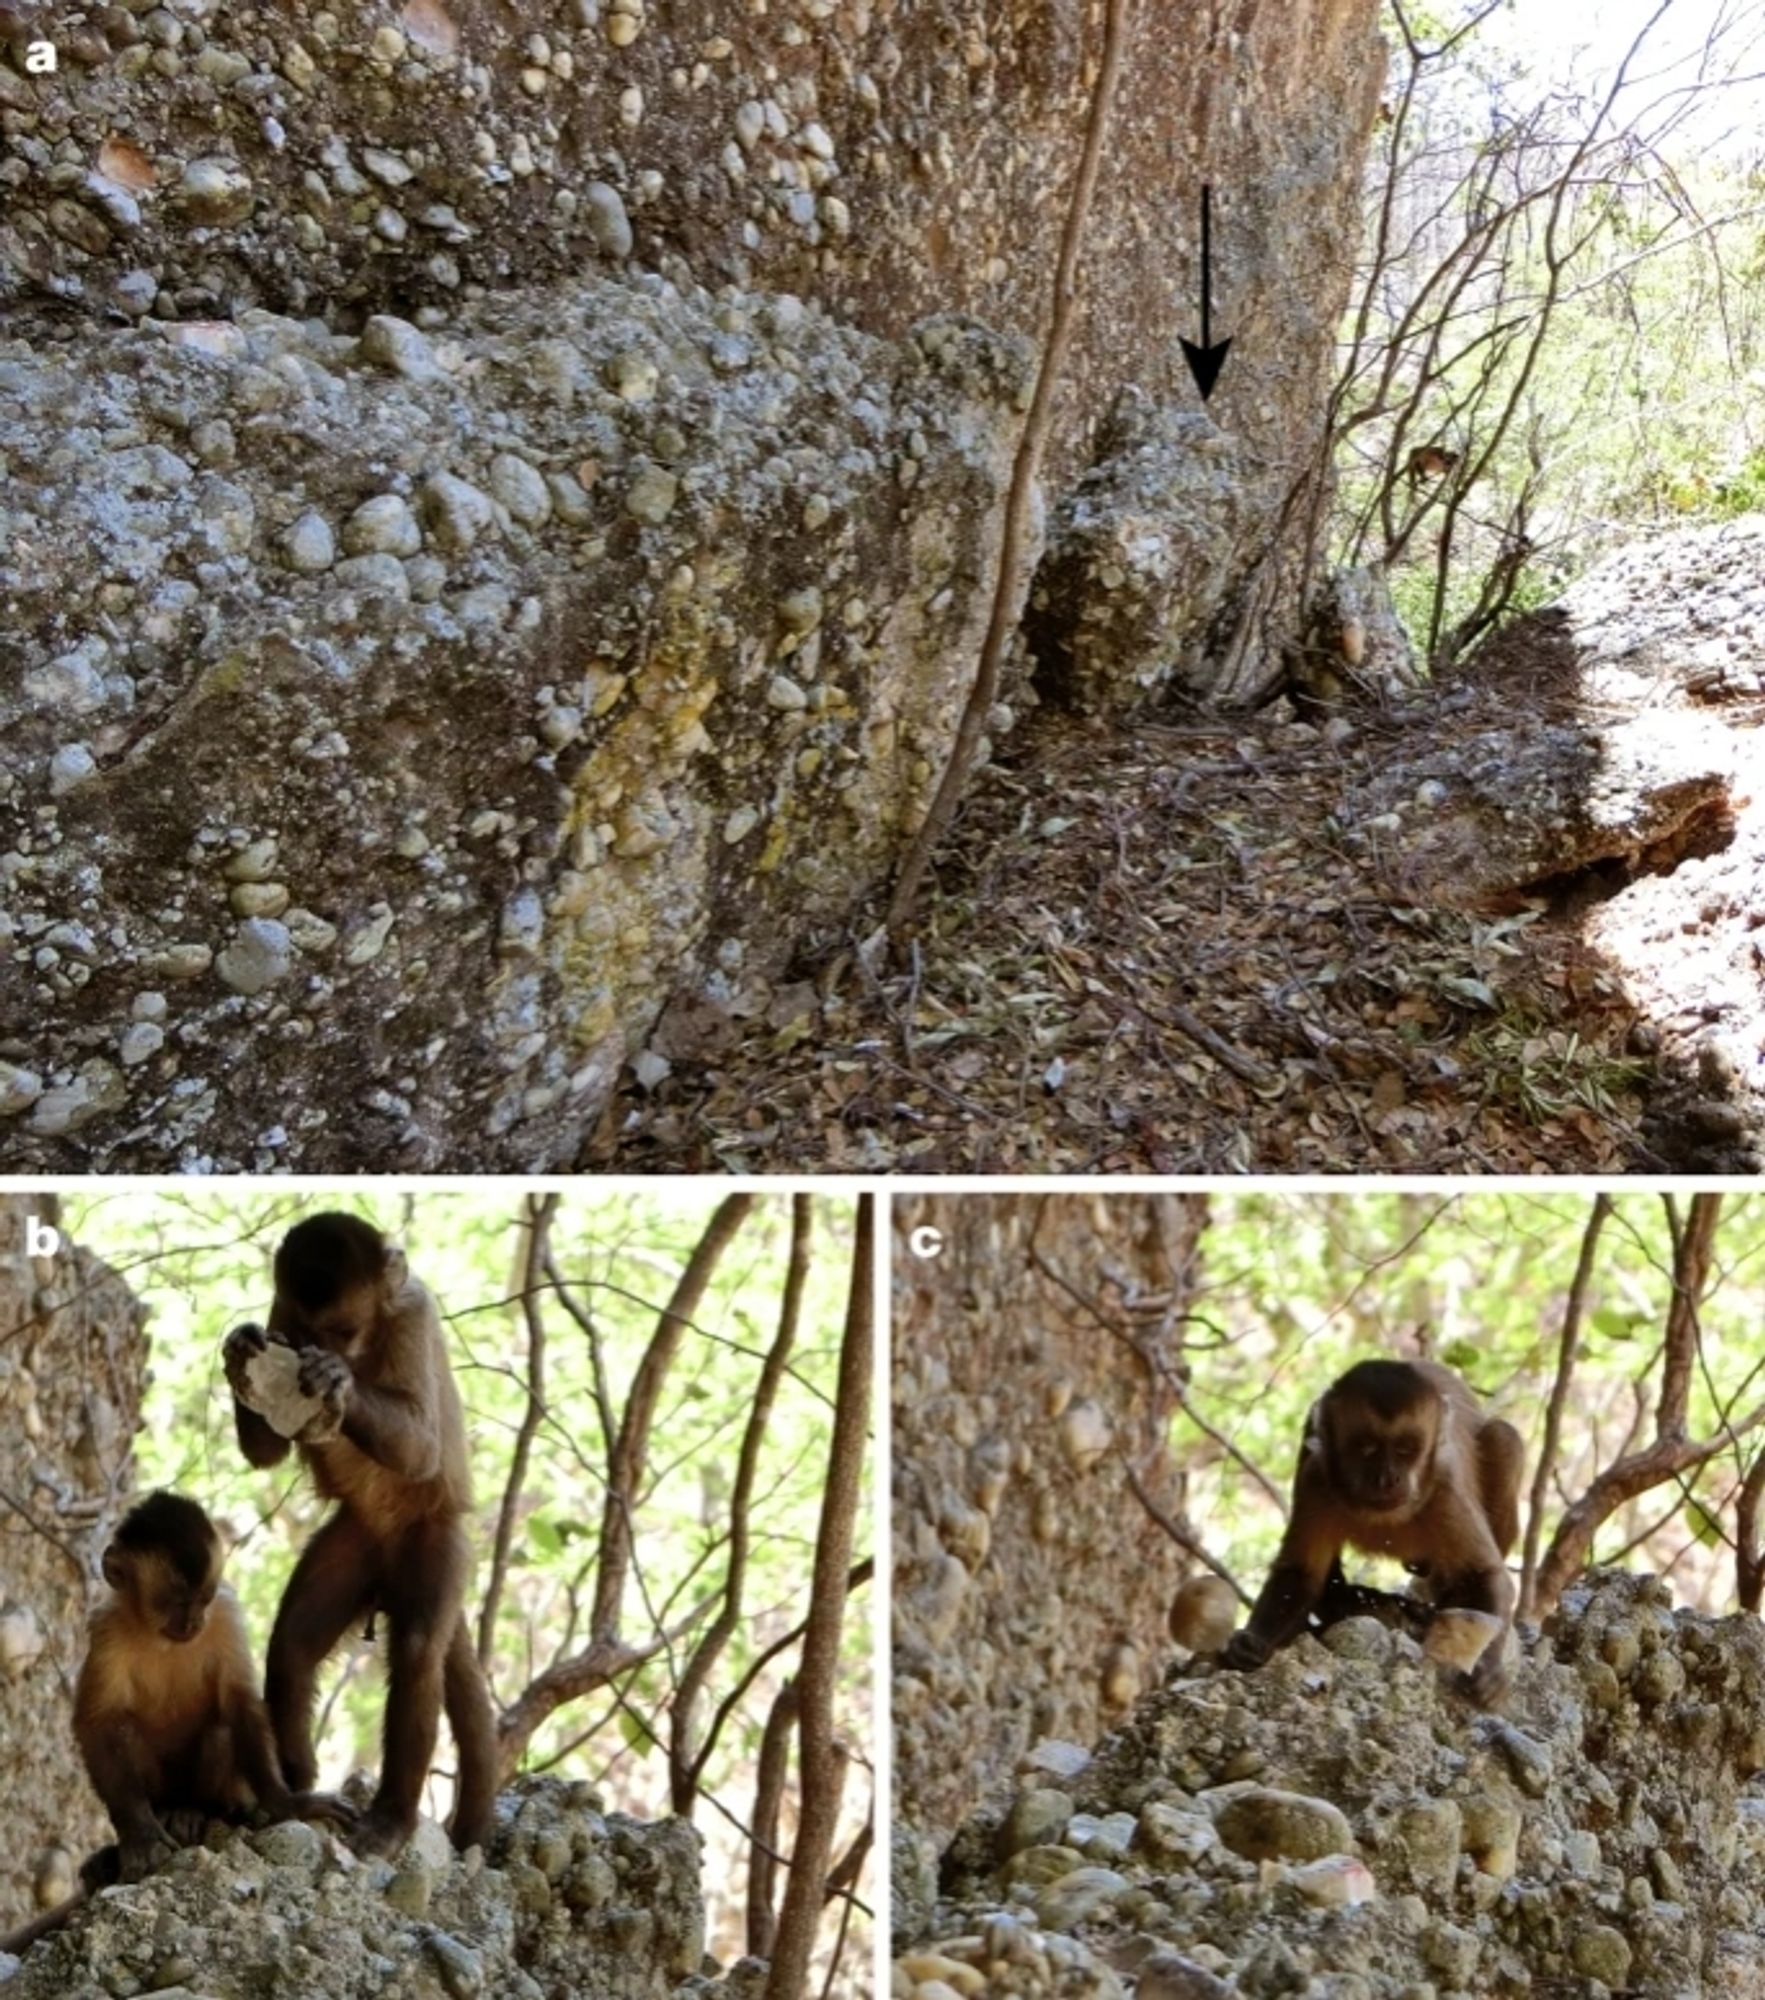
1217,1358 -> 1525,1703
1,1492 -> 348,1957
223,1212 -> 498,1861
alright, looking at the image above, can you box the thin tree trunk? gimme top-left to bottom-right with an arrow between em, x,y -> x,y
1519,1193 -> 1611,1619
762,1197 -> 875,2000
885,0 -> 1134,940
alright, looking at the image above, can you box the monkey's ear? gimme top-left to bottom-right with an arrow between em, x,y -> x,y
382,1243 -> 409,1293
1301,1399 -> 1326,1459
100,1543 -> 131,1590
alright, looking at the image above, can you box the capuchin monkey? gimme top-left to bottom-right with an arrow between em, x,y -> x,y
1,1493 -> 344,1957
222,1213 -> 498,1860
1218,1359 -> 1524,1703
1405,443 -> 1461,488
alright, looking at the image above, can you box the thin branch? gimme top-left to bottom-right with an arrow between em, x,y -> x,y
673,1196 -> 814,1812
1520,1194 -> 1612,1620
591,1196 -> 756,1642
747,1679 -> 800,1961
763,1195 -> 874,2000
478,1194 -> 558,1664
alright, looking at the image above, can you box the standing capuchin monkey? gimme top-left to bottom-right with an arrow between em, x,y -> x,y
222,1213 -> 498,1859
1,1492 -> 344,1957
1218,1359 -> 1525,1703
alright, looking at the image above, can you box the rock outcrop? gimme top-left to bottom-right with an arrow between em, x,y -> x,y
0,1198 -> 146,1937
0,1780 -> 709,1998
0,0 -> 1384,483
892,1195 -> 1204,1885
0,291 -> 1026,1169
895,1571 -> 1765,1999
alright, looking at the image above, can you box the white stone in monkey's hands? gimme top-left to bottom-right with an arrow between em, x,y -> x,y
238,1340 -> 326,1441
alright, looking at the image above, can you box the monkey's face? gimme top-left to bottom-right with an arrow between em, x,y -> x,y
1328,1408 -> 1435,1516
270,1281 -> 374,1360
149,1574 -> 218,1644
104,1548 -> 220,1642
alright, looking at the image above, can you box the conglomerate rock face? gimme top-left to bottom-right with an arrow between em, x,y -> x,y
895,1570 -> 1765,2000
0,288 -> 1027,1169
0,1779 -> 708,1998
0,0 -> 1389,1164
0,0 -> 1385,483
0,1198 -> 146,1938
891,1194 -> 1205,1882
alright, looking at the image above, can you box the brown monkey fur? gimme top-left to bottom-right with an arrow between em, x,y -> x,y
1405,443 -> 1461,487
1219,1358 -> 1524,1703
223,1212 -> 498,1860
2,1492 -> 342,1957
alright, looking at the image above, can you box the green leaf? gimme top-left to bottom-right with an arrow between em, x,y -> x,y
618,1708 -> 659,1757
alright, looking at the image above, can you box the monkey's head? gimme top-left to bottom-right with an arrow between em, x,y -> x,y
102,1492 -> 224,1643
271,1211 -> 408,1357
1316,1360 -> 1441,1517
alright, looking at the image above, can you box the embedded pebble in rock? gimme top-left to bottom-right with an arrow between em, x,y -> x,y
25,652 -> 106,714
359,314 -> 442,382
118,1023 -> 165,1067
1057,1397 -> 1112,1472
178,156 -> 255,225
624,464 -> 680,524
48,745 -> 98,797
215,919 -> 295,996
283,512 -> 337,572
998,1789 -> 1074,1859
28,1062 -> 125,1138
0,1065 -> 44,1117
489,453 -> 552,527
1034,1866 -> 1128,1931
343,494 -> 423,557
583,181 -> 634,258
1136,1954 -> 1233,2000
1213,1788 -> 1355,1864
422,471 -> 496,551
1168,1576 -> 1237,1654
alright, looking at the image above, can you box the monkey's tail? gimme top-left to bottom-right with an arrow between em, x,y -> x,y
0,1885 -> 89,1957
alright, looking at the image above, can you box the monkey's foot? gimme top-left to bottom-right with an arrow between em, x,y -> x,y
291,1790 -> 359,1830
160,1808 -> 210,1845
351,1807 -> 418,1859
117,1833 -> 176,1882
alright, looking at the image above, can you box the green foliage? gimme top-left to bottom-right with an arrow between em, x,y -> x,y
61,1191 -> 871,1960
1184,1194 -> 1765,1610
1334,4 -> 1765,668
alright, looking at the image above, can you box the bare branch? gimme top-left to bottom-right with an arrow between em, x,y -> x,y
591,1195 -> 756,1642
763,1195 -> 875,2000
672,1196 -> 814,1812
1520,1194 -> 1612,1620
478,1193 -> 558,1665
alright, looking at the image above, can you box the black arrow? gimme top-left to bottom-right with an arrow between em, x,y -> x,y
1180,183 -> 1232,402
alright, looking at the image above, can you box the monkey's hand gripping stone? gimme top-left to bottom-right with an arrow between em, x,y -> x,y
235,1337 -> 326,1441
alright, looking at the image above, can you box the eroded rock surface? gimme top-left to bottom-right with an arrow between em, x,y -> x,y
0,0 -> 1395,1166
892,1195 -> 1203,1878
1345,704 -> 1735,912
0,287 -> 1026,1169
1026,395 -> 1287,716
896,1571 -> 1765,1999
0,0 -> 1383,487
0,1199 -> 146,1938
0,1779 -> 706,1998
